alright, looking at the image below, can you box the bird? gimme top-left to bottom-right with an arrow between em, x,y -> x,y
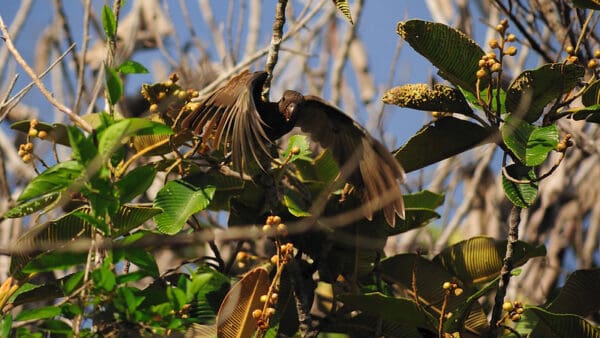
179,70 -> 405,226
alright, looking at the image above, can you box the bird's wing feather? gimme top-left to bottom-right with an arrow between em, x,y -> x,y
181,70 -> 272,173
295,95 -> 405,225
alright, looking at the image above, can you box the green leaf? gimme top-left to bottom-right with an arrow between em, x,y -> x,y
3,193 -> 59,218
338,293 -> 436,331
101,5 -> 116,38
283,135 -> 312,162
0,315 -> 12,338
92,266 -> 116,292
116,165 -> 157,203
333,0 -> 353,24
526,124 -> 559,166
505,63 -> 584,122
67,126 -> 97,164
570,104 -> 600,122
22,251 -> 89,273
115,234 -> 159,277
501,115 -> 535,164
396,20 -> 487,94
15,306 -> 61,321
383,83 -> 473,115
582,79 -> 600,106
283,186 -> 311,217
112,204 -> 162,237
62,271 -> 85,295
98,118 -> 172,162
17,160 -> 84,202
105,66 -> 123,105
10,283 -> 64,307
433,236 -> 546,285
394,117 -> 491,173
528,307 -> 600,338
167,287 -> 187,311
153,180 -> 216,234
117,60 -> 149,74
502,163 -> 538,208
403,190 -> 445,210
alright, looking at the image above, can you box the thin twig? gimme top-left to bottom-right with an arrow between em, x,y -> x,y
261,0 -> 288,102
0,16 -> 93,133
489,205 -> 521,334
73,0 -> 92,115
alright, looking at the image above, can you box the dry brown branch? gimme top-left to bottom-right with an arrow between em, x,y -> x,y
261,0 -> 288,101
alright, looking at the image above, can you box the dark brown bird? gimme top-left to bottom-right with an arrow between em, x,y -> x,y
181,70 -> 405,226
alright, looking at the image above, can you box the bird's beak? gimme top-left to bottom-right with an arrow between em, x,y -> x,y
285,103 -> 296,121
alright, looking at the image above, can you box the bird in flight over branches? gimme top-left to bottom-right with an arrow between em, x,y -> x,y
180,70 -> 405,226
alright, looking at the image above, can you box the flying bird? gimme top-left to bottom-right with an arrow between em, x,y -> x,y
180,70 -> 405,226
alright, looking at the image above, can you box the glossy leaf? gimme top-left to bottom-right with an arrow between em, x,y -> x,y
505,63 -> 584,122
433,236 -> 546,285
394,117 -> 491,173
17,160 -> 84,203
502,163 -> 538,208
527,124 -> 559,166
117,60 -> 149,74
338,293 -> 437,331
396,20 -> 487,94
116,165 -> 157,203
153,180 -> 215,234
383,83 -> 473,115
217,267 -> 270,338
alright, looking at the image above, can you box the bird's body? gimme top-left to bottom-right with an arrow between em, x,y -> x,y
181,70 -> 405,226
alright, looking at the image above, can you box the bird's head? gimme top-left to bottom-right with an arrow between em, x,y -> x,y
279,90 -> 304,122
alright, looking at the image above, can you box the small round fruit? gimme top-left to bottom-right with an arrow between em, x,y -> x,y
502,301 -> 514,312
252,309 -> 262,319
442,282 -> 452,290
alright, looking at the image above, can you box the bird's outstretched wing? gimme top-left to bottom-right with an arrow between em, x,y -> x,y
295,95 -> 405,226
180,70 -> 272,173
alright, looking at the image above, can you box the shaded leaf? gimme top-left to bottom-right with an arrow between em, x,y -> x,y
394,117 -> 491,173
582,79 -> 600,106
22,251 -> 89,273
10,120 -> 70,146
572,0 -> 600,10
502,163 -> 538,208
10,283 -> 64,307
397,20 -> 487,93
570,103 -> 600,123
153,180 -> 215,234
433,236 -> 546,285
528,307 -> 600,338
338,293 -> 437,331
116,165 -> 157,203
217,267 -> 270,338
505,63 -> 584,122
383,83 -> 473,115
547,268 -> 600,316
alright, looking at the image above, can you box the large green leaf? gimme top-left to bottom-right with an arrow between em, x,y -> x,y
526,124 -> 559,166
116,165 -> 157,203
98,118 -> 172,162
547,269 -> 600,316
105,66 -> 123,105
338,293 -> 437,331
396,20 -> 487,94
501,163 -> 538,208
22,251 -> 89,273
380,254 -> 489,335
433,236 -> 546,285
394,117 -> 491,173
17,160 -> 84,203
382,83 -> 473,115
15,306 -> 61,321
528,307 -> 600,338
153,180 -> 216,234
505,63 -> 584,122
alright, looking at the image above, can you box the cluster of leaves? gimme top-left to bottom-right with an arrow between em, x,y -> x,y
1,3 -> 600,337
